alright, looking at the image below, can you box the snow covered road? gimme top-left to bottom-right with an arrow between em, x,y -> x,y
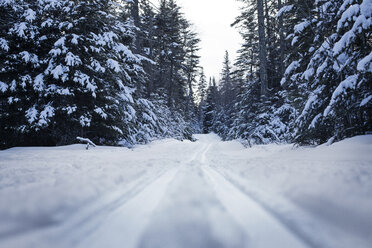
0,134 -> 371,248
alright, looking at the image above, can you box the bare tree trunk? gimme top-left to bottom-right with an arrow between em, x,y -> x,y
264,0 -> 272,89
187,72 -> 193,120
131,0 -> 140,53
278,0 -> 285,77
257,0 -> 268,97
147,15 -> 155,97
168,62 -> 174,107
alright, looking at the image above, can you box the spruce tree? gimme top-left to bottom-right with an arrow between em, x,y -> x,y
0,0 -> 145,148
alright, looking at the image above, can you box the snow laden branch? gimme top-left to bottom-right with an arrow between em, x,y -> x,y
76,137 -> 96,150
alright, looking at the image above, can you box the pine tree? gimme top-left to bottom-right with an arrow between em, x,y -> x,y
203,78 -> 218,133
323,0 -> 372,140
0,0 -> 145,148
281,0 -> 371,144
153,0 -> 186,108
197,69 -> 207,126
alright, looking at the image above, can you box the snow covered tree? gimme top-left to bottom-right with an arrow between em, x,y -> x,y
182,21 -> 200,122
152,0 -> 186,108
203,78 -> 218,134
219,51 -> 234,106
211,51 -> 237,139
0,0 -> 146,148
0,0 -> 39,146
322,0 -> 372,141
282,0 -> 371,144
145,0 -> 201,135
196,69 -> 207,126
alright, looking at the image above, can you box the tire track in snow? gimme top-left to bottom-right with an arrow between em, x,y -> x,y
0,166 -> 176,248
0,136 -> 323,248
208,166 -> 336,248
76,166 -> 180,248
73,142 -> 207,248
1,144 -> 205,248
137,141 -> 247,248
203,165 -> 309,248
199,139 -> 309,248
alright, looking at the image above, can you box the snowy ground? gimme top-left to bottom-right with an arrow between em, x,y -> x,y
0,134 -> 371,248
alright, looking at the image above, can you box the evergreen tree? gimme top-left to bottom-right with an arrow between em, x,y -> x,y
197,69 -> 207,127
203,78 -> 217,133
282,0 -> 371,144
0,0 -> 145,147
182,22 -> 200,122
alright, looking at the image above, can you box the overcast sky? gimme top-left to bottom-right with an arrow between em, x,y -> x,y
151,0 -> 243,80
178,0 -> 243,80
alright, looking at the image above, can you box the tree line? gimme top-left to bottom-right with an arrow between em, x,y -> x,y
203,0 -> 371,146
0,0 -> 370,149
0,0 -> 202,148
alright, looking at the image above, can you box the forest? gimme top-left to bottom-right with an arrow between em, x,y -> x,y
0,0 -> 371,149
0,1 -> 372,247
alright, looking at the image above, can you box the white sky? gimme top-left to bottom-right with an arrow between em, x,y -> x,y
151,0 -> 243,80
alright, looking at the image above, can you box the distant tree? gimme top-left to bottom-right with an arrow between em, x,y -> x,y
203,78 -> 218,133
197,69 -> 207,127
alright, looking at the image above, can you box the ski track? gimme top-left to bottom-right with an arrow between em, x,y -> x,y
1,134 -> 370,248
79,138 -> 307,248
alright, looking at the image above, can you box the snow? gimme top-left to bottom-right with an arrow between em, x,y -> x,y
294,21 -> 310,34
277,5 -> 294,18
291,36 -> 299,46
309,113 -> 322,129
324,74 -> 358,116
65,52 -> 82,67
10,80 -> 16,92
282,60 -> 300,85
71,34 -> 79,45
210,135 -> 372,248
63,106 -> 77,115
76,137 -> 96,147
73,72 -> 97,96
38,105 -> 55,126
360,0 -> 372,17
94,107 -> 108,119
107,59 -> 121,73
24,8 -> 36,23
20,51 -> 38,64
54,37 -> 66,47
0,81 -> 8,93
334,0 -> 372,56
121,86 -> 135,103
25,106 -> 38,124
0,134 -> 371,248
51,65 -> 68,79
90,59 -> 105,73
0,38 -> 9,51
79,115 -> 91,127
33,74 -> 44,91
49,48 -> 62,57
357,51 -> 372,72
302,67 -> 314,80
14,22 -> 28,38
338,4 -> 360,30
360,95 -> 372,106
41,19 -> 53,28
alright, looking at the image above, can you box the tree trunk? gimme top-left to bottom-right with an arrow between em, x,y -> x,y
168,62 -> 174,107
257,0 -> 268,97
131,0 -> 140,53
278,0 -> 285,77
